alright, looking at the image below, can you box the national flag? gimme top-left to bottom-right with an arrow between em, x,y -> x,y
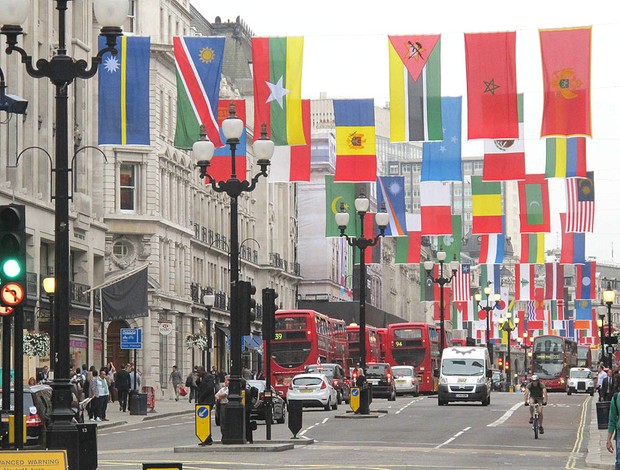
574,299 -> 593,330
420,181 -> 452,235
421,263 -> 438,302
559,213 -> 586,264
452,264 -> 471,302
354,213 -> 381,265
268,100 -> 312,182
515,263 -> 536,301
566,172 -> 595,233
377,176 -> 407,236
395,214 -> 421,264
544,263 -> 564,301
550,299 -> 564,322
480,264 -> 501,295
438,215 -> 462,262
478,232 -> 505,264
252,36 -> 305,146
464,31 -> 519,139
545,137 -> 587,178
518,174 -> 550,233
388,34 -> 442,142
520,233 -> 545,264
471,176 -> 503,234
325,175 -> 357,237
421,96 -> 462,181
98,36 -> 150,145
173,36 -> 225,149
482,93 -> 525,181
333,99 -> 377,182
210,100 -> 247,182
527,300 -> 537,322
540,27 -> 592,137
575,261 -> 596,300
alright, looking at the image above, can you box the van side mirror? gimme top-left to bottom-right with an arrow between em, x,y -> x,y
433,368 -> 440,378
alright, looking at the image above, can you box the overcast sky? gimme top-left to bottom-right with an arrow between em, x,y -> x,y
193,0 -> 620,264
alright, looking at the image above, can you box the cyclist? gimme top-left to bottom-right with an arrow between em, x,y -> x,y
524,374 -> 548,434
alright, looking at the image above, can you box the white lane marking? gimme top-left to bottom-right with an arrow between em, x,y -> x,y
435,426 -> 471,449
487,401 -> 523,427
322,417 -> 329,424
395,398 -> 422,414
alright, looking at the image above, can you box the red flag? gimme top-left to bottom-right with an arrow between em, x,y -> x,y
465,32 -> 519,140
540,27 -> 592,137
544,263 -> 564,300
209,100 -> 247,182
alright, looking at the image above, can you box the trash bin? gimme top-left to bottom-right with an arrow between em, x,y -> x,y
142,386 -> 156,411
596,400 -> 611,430
130,390 -> 148,415
77,422 -> 97,470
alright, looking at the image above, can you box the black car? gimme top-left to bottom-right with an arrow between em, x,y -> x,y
0,385 -> 53,446
304,363 -> 350,404
366,363 -> 396,401
247,380 -> 286,424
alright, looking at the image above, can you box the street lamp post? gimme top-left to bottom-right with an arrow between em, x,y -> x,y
335,194 -> 388,415
523,332 -> 530,375
474,285 -> 501,363
603,283 -> 615,368
203,292 -> 216,373
499,312 -> 519,392
193,106 -> 274,444
598,313 -> 606,366
0,2 -> 126,465
42,277 -> 56,371
424,252 -> 459,353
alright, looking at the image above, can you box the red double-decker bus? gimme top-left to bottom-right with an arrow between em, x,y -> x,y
346,324 -> 381,368
385,322 -> 440,393
531,335 -> 578,391
376,327 -> 387,362
329,317 -> 350,376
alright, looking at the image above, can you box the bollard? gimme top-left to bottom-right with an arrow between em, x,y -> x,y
287,400 -> 303,438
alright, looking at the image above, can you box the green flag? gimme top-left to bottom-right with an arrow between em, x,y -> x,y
420,263 -> 436,302
438,215 -> 462,262
325,175 -> 357,237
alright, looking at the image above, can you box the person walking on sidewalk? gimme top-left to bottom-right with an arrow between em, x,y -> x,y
186,367 -> 198,403
98,369 -> 111,421
169,365 -> 183,401
115,364 -> 131,412
196,366 -> 216,446
606,375 -> 620,469
88,369 -> 100,421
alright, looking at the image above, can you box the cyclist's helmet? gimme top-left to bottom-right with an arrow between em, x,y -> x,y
531,375 -> 539,381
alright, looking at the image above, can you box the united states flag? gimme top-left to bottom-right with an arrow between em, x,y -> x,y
452,264 -> 471,302
566,172 -> 595,232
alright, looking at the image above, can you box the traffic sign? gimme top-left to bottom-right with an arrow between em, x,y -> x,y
195,404 -> 211,443
350,387 -> 360,412
120,328 -> 142,349
1,282 -> 25,306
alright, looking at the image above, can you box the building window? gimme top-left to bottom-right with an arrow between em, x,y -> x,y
120,164 -> 137,211
128,0 -> 136,33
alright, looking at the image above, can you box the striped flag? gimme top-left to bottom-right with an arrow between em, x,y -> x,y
559,213 -> 587,264
566,172 -> 595,233
471,176 -> 503,234
575,261 -> 596,300
395,214 -> 421,263
377,176 -> 407,236
452,264 -> 471,302
420,181 -> 452,235
478,232 -> 504,264
515,263 -> 536,301
388,35 -> 442,142
545,137 -> 587,178
544,263 -> 564,300
520,233 -> 544,264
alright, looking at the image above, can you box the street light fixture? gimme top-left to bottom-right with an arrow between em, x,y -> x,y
499,312 -> 519,392
603,282 -> 615,368
335,193 -> 388,415
0,2 -> 126,465
193,104 -> 274,444
424,251 -> 459,353
42,277 -> 56,371
474,284 -> 501,363
203,292 -> 216,372
522,331 -> 530,375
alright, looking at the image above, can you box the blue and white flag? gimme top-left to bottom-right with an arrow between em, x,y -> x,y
421,96 -> 462,182
376,176 -> 407,236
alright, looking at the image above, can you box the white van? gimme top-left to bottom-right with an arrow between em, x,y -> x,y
437,346 -> 492,406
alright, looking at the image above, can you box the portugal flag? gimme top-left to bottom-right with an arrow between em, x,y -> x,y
252,37 -> 306,146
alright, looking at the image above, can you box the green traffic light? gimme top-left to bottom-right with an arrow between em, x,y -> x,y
1,259 -> 21,278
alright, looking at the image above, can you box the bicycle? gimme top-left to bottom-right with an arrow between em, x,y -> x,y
525,401 -> 545,439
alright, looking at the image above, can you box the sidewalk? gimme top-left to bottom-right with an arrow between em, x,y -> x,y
586,399 -> 614,469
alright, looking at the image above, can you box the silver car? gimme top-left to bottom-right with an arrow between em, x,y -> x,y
392,365 -> 420,396
287,373 -> 338,411
247,380 -> 286,423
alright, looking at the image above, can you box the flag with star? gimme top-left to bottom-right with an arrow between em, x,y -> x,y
98,36 -> 150,145
252,36 -> 306,146
324,175 -> 357,237
540,27 -> 592,137
377,176 -> 407,236
421,96 -> 462,182
566,172 -> 595,233
173,36 -> 225,149
464,32 -> 519,140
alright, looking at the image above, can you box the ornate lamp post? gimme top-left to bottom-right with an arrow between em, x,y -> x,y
598,313 -> 606,366
42,277 -> 56,371
603,283 -> 615,368
424,252 -> 459,353
499,312 -> 519,392
0,1 -> 126,465
474,285 -> 501,363
335,194 -> 388,415
203,292 -> 216,372
193,105 -> 274,443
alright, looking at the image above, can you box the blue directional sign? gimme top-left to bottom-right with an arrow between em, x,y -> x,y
120,328 -> 142,349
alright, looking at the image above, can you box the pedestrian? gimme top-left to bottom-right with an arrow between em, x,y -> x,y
106,362 -> 117,403
196,366 -> 216,446
37,365 -> 49,384
169,365 -> 183,401
598,364 -> 609,401
606,374 -> 620,468
243,378 -> 258,444
186,367 -> 198,403
88,369 -> 100,421
71,368 -> 85,400
115,363 -> 131,412
214,375 -> 229,426
98,369 -> 110,421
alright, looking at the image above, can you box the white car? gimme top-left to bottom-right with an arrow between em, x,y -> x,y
392,365 -> 420,397
286,373 -> 338,411
566,367 -> 595,396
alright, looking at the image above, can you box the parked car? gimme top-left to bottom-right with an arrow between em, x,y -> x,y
391,365 -> 420,396
287,373 -> 338,411
304,363 -> 350,404
0,385 -> 54,446
247,380 -> 286,423
492,370 -> 505,391
366,363 -> 396,401
566,367 -> 595,396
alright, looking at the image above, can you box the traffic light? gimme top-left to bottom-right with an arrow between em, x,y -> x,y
498,357 -> 503,369
504,361 -> 510,371
239,280 -> 256,336
0,204 -> 26,309
261,288 -> 278,340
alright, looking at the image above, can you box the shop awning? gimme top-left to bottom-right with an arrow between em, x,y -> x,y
215,324 -> 230,336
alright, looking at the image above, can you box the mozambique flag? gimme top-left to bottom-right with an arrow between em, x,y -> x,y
520,233 -> 544,264
518,174 -> 550,233
545,137 -> 587,178
388,34 -> 442,142
98,36 -> 150,145
540,27 -> 592,137
252,37 -> 305,146
173,36 -> 224,149
325,175 -> 357,237
333,99 -> 377,182
471,176 -> 503,234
